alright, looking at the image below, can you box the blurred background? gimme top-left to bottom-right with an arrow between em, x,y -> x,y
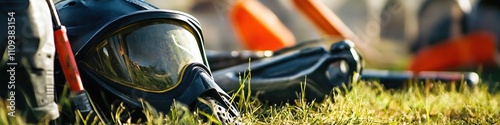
148,0 -> 414,69
145,0 -> 500,82
144,0 -> 479,68
53,0 -> 499,82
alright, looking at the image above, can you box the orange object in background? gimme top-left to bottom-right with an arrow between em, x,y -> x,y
410,31 -> 498,72
291,0 -> 351,38
291,0 -> 383,64
229,0 -> 296,51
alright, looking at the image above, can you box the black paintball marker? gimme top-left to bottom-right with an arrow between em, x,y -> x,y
208,40 -> 479,104
211,40 -> 362,104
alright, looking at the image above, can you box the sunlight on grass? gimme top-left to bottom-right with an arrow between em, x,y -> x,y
1,78 -> 499,124
236,80 -> 500,124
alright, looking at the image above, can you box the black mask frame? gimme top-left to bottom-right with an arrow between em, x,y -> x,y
58,10 -> 237,123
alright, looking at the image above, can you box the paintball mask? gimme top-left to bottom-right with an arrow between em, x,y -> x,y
55,0 -> 239,123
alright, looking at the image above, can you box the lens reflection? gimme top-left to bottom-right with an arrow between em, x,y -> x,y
84,20 -> 203,91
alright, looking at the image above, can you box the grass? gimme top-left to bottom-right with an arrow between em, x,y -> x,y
1,78 -> 500,124
233,80 -> 500,124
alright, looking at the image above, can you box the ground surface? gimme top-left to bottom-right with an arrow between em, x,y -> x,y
2,80 -> 499,124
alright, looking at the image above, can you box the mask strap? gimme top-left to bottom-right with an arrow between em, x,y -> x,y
125,0 -> 159,10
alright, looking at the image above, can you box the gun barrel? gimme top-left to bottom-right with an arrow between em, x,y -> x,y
361,69 -> 480,88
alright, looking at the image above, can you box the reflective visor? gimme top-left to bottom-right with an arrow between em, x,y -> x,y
83,19 -> 204,91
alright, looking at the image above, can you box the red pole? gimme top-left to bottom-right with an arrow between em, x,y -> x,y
46,0 -> 92,114
53,27 -> 84,92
